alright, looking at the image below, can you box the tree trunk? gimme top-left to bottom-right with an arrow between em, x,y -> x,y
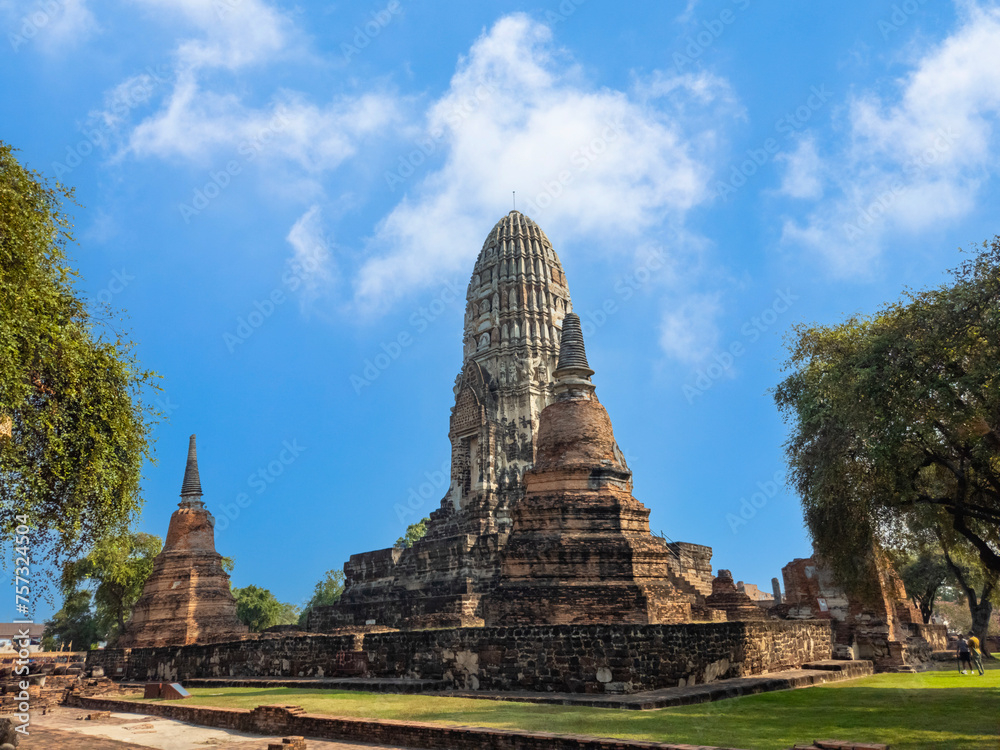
918,590 -> 935,624
941,536 -> 996,659
970,598 -> 993,659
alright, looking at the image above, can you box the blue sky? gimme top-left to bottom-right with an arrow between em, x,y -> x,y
5,0 -> 1000,620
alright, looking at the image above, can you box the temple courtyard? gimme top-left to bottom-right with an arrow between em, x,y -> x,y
43,663 -> 1000,750
11,212 -> 993,750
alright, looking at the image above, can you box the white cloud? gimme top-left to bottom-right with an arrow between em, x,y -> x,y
353,14 -> 736,313
659,293 -> 723,365
776,135 -> 823,200
127,73 -> 398,172
116,0 -> 401,174
131,0 -> 291,71
43,0 -> 97,49
4,0 -> 98,52
286,205 -> 336,308
675,0 -> 702,24
780,3 -> 1000,275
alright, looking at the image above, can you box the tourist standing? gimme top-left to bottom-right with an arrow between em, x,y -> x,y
968,632 -> 985,676
957,635 -> 972,674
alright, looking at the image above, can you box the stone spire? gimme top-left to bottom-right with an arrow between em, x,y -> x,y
484,303 -> 698,626
117,435 -> 247,648
554,313 -> 590,371
318,210 -> 574,631
179,434 -> 204,507
553,313 -> 595,398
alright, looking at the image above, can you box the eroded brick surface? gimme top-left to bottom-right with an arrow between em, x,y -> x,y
117,436 -> 248,649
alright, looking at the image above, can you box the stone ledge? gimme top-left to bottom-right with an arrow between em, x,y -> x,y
181,676 -> 450,692
67,695 -> 750,750
164,661 -> 874,711
791,742 -> 888,750
445,662 -> 875,710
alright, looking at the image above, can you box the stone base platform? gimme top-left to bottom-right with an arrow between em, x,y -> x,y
931,649 -> 958,662
173,659 -> 872,710
446,660 -> 873,710
87,619 -> 834,696
179,676 -> 451,693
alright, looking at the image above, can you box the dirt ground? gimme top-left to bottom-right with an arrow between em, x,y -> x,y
18,705 -> 409,750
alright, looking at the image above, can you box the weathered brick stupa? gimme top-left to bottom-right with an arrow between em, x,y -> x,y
312,212 -> 717,632
312,211 -> 576,630
483,314 -> 705,625
117,435 -> 248,648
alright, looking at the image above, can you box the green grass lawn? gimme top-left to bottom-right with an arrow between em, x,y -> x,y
130,664 -> 999,750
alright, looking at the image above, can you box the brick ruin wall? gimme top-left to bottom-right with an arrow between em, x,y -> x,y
87,620 -> 831,694
87,634 -> 359,683
366,621 -> 831,692
666,542 -> 715,597
908,622 -> 948,651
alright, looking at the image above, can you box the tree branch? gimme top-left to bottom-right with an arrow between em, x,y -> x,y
951,513 -> 1000,577
937,529 -> 979,608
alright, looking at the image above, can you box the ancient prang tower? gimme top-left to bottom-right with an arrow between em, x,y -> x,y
118,436 -> 247,647
312,211 -> 713,631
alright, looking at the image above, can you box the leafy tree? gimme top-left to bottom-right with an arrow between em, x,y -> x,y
895,543 -> 951,624
41,588 -> 100,651
395,517 -> 429,549
277,601 -> 301,626
937,525 -> 997,656
233,584 -> 285,632
0,143 -> 159,586
61,532 -> 161,641
298,569 -> 345,627
775,239 -> 1000,599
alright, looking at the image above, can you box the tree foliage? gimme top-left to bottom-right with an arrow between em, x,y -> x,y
894,543 -> 951,624
41,588 -> 100,651
233,584 -> 292,632
395,517 -> 429,549
276,601 -> 301,626
0,143 -> 159,582
297,569 -> 345,627
775,239 -> 1000,598
61,532 -> 161,641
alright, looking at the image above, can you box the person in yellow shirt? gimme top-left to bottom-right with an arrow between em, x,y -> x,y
968,632 -> 985,676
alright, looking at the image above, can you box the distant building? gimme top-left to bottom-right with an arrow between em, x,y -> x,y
737,582 -> 775,602
0,623 -> 44,652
